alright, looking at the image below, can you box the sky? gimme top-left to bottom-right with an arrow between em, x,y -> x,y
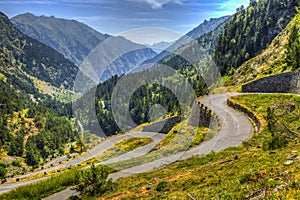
0,0 -> 250,44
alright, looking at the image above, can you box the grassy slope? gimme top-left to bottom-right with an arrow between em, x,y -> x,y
107,121 -> 213,171
223,12 -> 300,87
98,94 -> 300,199
0,165 -> 115,200
85,137 -> 153,164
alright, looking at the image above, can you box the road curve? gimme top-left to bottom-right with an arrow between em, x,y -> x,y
0,132 -> 165,194
108,93 -> 254,180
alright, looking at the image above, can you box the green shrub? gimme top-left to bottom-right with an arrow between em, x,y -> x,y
239,173 -> 253,184
0,162 -> 7,179
11,160 -> 21,167
155,181 -> 169,192
74,164 -> 115,197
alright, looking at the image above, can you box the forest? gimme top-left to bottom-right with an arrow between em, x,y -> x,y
214,0 -> 299,75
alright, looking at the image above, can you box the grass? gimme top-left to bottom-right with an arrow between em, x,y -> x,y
107,120 -> 215,171
95,137 -> 153,163
0,165 -> 115,200
97,94 -> 300,199
115,137 -> 153,152
80,137 -> 153,166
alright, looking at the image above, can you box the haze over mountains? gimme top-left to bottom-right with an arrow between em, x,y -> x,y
145,41 -> 173,53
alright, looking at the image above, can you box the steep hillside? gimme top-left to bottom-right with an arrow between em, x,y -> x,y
160,18 -> 228,70
0,12 -> 78,90
12,13 -> 157,81
224,11 -> 300,86
214,0 -> 299,75
0,78 -> 77,177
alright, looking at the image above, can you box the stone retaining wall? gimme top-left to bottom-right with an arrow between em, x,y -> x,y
188,101 -> 221,129
142,116 -> 181,134
242,71 -> 300,94
227,98 -> 262,133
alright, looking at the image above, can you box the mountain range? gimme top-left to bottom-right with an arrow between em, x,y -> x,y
12,13 -> 157,82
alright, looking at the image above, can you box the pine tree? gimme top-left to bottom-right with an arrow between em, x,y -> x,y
286,24 -> 300,69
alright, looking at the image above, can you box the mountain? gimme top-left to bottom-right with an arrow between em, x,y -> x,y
145,41 -> 173,53
0,12 -> 78,93
11,13 -> 157,81
12,13 -> 110,66
142,15 -> 230,66
214,0 -> 300,76
0,12 -> 80,171
185,16 -> 230,41
84,36 -> 157,82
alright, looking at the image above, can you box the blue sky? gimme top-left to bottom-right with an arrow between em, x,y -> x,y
0,0 -> 249,43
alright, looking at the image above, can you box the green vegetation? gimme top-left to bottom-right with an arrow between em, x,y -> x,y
0,162 -> 7,179
95,94 -> 300,199
214,0 -> 299,75
0,101 -> 78,168
107,121 -> 213,171
0,165 -> 114,200
0,12 -> 78,90
73,164 -> 114,197
75,67 -> 208,136
286,19 -> 300,70
0,79 -> 77,175
154,123 -> 211,150
231,94 -> 300,151
115,137 -> 153,152
222,11 -> 300,87
0,13 -> 80,174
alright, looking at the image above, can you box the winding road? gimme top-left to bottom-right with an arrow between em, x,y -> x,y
0,93 -> 254,197
108,93 -> 254,180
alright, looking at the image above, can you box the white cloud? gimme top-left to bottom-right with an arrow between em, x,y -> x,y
129,0 -> 183,9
